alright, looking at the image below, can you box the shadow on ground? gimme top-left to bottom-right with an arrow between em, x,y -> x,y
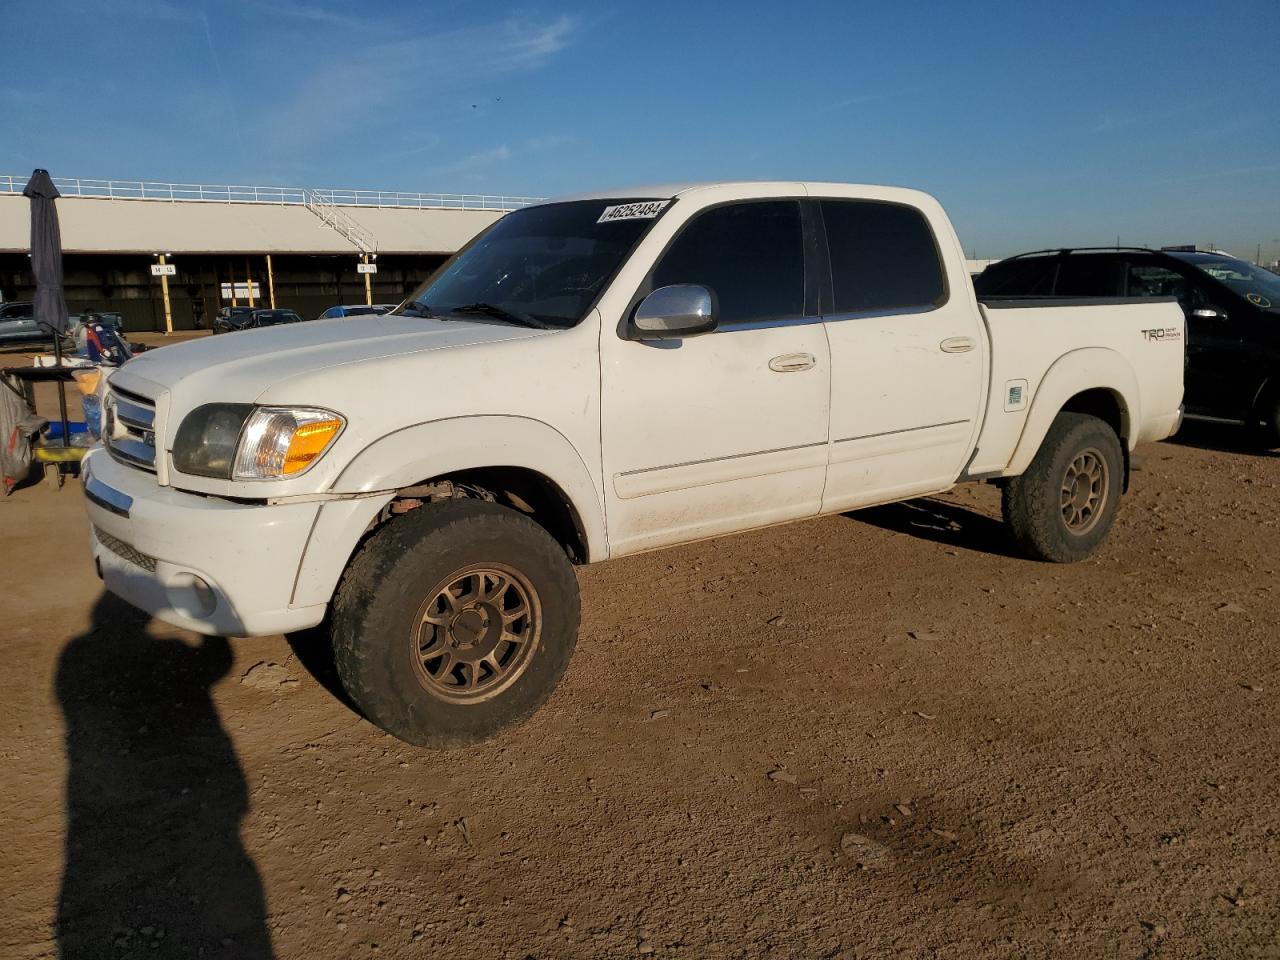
284,622 -> 360,714
55,592 -> 274,959
848,497 -> 1021,559
1166,418 -> 1280,458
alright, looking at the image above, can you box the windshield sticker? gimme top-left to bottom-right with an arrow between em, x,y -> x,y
1247,293 -> 1272,308
597,200 -> 670,224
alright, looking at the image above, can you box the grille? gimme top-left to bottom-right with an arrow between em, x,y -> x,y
94,525 -> 158,572
104,386 -> 157,472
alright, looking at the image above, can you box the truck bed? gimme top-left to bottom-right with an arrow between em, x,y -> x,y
967,296 -> 1185,477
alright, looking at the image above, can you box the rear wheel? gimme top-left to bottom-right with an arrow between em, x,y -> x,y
332,499 -> 580,748
1002,412 -> 1123,563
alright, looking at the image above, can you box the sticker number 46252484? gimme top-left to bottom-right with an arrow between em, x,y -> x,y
597,200 -> 670,224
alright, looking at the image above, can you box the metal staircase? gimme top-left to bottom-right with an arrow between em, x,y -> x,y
303,189 -> 377,255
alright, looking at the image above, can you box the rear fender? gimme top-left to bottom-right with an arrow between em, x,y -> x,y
1005,348 -> 1139,477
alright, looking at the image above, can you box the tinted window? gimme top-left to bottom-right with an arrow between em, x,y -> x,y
974,257 -> 1059,297
821,200 -> 946,314
651,201 -> 804,325
1055,256 -> 1124,297
1124,263 -> 1200,312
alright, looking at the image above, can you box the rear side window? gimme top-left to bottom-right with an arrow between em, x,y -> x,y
651,201 -> 804,325
974,258 -> 1059,297
820,200 -> 946,314
1055,256 -> 1125,297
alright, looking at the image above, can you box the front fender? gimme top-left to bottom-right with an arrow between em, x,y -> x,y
332,414 -> 606,556
1006,348 -> 1139,477
288,416 -> 607,610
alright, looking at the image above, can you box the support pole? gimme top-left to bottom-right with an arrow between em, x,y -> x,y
158,254 -> 174,335
246,257 -> 255,308
266,253 -> 276,308
363,253 -> 372,306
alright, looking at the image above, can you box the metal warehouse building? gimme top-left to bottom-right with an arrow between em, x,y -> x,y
0,176 -> 535,332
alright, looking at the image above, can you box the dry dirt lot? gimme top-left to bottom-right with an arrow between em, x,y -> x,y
1,351 -> 1278,958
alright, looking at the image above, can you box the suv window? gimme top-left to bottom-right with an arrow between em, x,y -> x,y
1054,256 -> 1125,297
1124,262 -> 1192,301
821,200 -> 946,313
651,201 -> 804,325
974,257 -> 1059,297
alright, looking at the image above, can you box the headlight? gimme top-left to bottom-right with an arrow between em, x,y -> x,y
233,407 -> 345,479
172,404 -> 345,480
173,403 -> 253,478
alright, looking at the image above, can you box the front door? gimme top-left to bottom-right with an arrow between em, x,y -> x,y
599,199 -> 831,555
817,198 -> 985,511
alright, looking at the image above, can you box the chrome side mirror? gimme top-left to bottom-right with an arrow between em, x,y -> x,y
631,284 -> 717,340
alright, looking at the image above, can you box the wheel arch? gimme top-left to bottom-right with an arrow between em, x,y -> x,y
289,416 -> 606,610
1006,348 -> 1139,479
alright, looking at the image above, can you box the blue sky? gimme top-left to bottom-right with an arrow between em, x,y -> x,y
3,0 -> 1278,259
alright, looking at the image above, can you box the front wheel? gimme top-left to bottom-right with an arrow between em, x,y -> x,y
1001,412 -> 1124,563
331,500 -> 580,748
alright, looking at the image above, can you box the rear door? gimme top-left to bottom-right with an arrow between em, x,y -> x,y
818,199 -> 985,511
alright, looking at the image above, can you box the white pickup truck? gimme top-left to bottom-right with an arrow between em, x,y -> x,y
82,182 -> 1185,746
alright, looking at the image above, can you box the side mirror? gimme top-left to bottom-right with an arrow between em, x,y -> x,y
1192,306 -> 1227,321
631,284 -> 717,340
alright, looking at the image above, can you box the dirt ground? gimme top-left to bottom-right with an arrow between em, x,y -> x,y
2,340 -> 1278,958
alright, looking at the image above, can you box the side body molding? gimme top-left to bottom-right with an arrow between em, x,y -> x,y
291,416 -> 608,609
1004,348 -> 1140,477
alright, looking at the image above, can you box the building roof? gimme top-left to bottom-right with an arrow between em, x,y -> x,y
0,194 -> 503,256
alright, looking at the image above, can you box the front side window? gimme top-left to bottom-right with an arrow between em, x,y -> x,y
821,200 -> 946,314
651,201 -> 804,325
1124,263 -> 1200,311
402,199 -> 666,328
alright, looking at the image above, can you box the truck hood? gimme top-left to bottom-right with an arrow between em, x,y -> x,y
113,315 -> 548,402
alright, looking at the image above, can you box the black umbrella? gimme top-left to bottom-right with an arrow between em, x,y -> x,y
23,169 -> 71,444
23,170 -> 69,336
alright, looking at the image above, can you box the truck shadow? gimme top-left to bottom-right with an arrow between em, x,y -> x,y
1166,419 -> 1280,458
847,497 -> 1022,559
54,592 -> 274,959
284,621 -> 361,715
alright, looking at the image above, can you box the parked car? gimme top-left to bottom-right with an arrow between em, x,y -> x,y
316,304 -> 398,321
82,181 -> 1185,748
248,309 -> 303,328
214,307 -> 302,333
213,305 -> 257,334
975,247 -> 1280,442
0,301 -> 39,344
1,305 -> 125,345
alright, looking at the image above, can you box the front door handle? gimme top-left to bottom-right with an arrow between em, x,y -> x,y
769,352 -> 817,373
940,336 -> 976,354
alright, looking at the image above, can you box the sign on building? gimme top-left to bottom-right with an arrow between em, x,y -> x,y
357,263 -> 378,274
150,263 -> 177,276
220,282 -> 261,300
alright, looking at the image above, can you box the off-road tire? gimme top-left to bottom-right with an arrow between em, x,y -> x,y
1001,412 -> 1123,563
332,499 -> 580,748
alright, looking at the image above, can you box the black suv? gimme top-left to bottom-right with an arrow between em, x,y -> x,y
975,248 -> 1280,442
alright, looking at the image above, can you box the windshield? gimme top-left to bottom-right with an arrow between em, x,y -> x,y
398,198 -> 669,328
1173,255 -> 1280,310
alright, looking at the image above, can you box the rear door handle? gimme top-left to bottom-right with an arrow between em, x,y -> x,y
940,336 -> 976,354
769,352 -> 816,373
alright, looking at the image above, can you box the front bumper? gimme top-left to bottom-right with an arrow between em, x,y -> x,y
82,448 -> 327,636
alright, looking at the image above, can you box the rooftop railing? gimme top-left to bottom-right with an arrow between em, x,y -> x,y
0,175 -> 542,211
